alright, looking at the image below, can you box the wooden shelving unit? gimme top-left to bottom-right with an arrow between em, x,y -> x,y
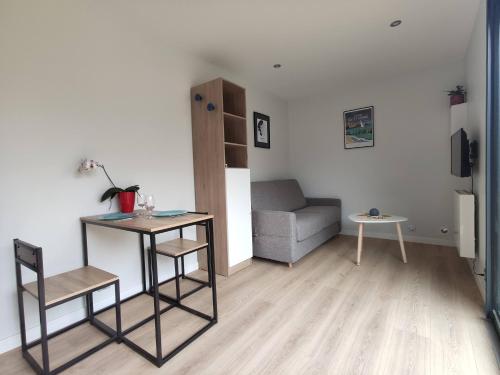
222,83 -> 247,168
190,78 -> 252,276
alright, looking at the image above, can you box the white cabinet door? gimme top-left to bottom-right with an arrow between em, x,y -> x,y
225,168 -> 252,267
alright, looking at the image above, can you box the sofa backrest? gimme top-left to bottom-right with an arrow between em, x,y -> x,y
251,179 -> 307,212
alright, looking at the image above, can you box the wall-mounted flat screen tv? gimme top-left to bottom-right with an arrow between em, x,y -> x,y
451,128 -> 471,177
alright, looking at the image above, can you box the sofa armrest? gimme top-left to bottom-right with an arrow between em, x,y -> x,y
252,210 -> 297,238
305,197 -> 341,208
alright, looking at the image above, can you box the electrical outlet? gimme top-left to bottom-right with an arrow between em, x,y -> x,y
407,224 -> 416,232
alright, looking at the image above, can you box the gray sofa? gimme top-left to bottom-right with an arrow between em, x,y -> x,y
251,179 -> 341,266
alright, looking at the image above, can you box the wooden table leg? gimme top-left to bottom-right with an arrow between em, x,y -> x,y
357,223 -> 364,265
396,222 -> 407,263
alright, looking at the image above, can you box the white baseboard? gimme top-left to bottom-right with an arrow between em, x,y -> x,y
467,259 -> 486,302
341,230 -> 485,301
340,229 -> 455,247
0,308 -> 87,355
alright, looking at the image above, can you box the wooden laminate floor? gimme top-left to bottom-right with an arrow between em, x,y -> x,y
1,235 -> 499,374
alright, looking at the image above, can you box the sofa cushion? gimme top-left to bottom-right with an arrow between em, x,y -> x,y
251,179 -> 307,212
294,206 -> 340,241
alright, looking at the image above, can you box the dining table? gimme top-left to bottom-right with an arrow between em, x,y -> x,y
80,211 -> 217,367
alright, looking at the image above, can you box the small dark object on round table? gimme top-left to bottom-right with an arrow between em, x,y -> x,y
369,208 -> 380,217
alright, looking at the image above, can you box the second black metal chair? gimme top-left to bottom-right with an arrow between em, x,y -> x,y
148,228 -> 211,302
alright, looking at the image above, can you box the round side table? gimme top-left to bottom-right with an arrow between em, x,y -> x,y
348,213 -> 408,265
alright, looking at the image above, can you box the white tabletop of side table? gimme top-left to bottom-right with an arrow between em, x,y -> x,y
348,213 -> 408,265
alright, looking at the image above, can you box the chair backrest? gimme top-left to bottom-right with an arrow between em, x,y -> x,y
251,179 -> 307,212
13,239 -> 43,274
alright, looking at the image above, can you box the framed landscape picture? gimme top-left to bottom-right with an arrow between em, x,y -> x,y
254,112 -> 270,148
344,106 -> 374,149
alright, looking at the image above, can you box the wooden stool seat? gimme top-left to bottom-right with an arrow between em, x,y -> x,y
155,238 -> 207,258
24,266 -> 118,307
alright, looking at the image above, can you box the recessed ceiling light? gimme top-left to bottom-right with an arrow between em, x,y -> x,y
390,20 -> 402,27
273,64 -> 282,69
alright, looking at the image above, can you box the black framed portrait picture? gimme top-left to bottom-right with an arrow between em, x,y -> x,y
343,106 -> 374,149
254,112 -> 270,148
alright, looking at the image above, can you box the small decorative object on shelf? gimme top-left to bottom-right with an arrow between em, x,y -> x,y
368,208 -> 380,217
446,85 -> 466,106
78,159 -> 140,213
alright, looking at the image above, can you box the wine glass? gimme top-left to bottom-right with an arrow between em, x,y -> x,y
137,193 -> 146,216
145,194 -> 155,219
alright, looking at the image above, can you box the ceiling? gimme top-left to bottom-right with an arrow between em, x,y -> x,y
109,0 -> 480,100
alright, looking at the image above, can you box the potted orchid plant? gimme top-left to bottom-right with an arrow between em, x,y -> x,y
78,159 -> 140,213
446,85 -> 466,106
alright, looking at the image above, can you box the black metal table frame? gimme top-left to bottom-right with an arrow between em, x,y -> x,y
81,212 -> 218,367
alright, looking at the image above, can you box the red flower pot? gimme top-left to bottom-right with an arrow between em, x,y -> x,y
118,191 -> 135,213
450,94 -> 465,106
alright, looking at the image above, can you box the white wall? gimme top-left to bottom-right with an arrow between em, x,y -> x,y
247,92 -> 290,181
465,0 -> 486,298
288,62 -> 470,244
0,2 -> 290,352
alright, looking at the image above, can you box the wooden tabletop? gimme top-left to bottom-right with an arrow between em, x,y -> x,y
81,212 -> 213,233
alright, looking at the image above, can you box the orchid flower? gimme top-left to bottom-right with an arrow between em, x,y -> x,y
78,158 -> 116,187
78,158 -> 140,209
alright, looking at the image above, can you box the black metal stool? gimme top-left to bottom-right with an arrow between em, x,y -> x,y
14,239 -> 121,375
148,228 -> 211,302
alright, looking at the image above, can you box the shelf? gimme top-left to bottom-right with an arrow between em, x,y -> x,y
224,113 -> 247,145
223,112 -> 246,121
225,143 -> 248,168
223,80 -> 246,118
225,142 -> 247,147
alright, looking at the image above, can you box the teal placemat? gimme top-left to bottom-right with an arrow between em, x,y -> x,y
152,210 -> 188,217
98,212 -> 136,221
